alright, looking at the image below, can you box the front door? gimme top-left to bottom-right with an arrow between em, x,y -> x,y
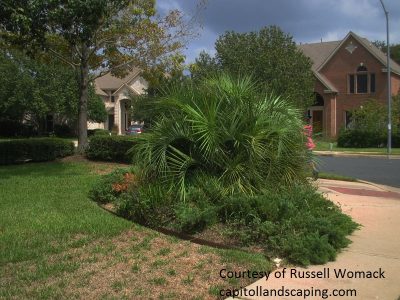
312,110 -> 323,134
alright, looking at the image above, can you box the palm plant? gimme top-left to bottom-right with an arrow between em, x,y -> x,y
133,73 -> 309,200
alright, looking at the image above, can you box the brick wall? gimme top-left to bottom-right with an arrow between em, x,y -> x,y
317,36 -> 400,137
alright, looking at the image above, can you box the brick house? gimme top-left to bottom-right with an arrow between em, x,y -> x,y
298,31 -> 400,138
88,68 -> 148,135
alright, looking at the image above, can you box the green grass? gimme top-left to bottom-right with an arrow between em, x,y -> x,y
0,162 -> 131,265
314,140 -> 400,154
1,161 -> 273,299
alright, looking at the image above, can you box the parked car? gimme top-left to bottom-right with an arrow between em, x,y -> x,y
126,125 -> 143,135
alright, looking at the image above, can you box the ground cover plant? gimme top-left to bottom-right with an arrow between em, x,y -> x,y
0,160 -> 270,299
89,74 -> 358,266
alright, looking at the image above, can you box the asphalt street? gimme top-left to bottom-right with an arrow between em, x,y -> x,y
317,156 -> 400,188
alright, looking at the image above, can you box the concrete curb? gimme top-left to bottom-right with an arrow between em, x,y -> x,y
357,179 -> 400,193
314,151 -> 400,159
317,178 -> 400,194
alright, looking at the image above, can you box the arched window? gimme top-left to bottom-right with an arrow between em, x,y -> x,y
348,64 -> 375,94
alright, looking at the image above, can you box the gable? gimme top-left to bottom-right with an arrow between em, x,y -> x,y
318,32 -> 400,76
127,76 -> 148,95
319,34 -> 384,76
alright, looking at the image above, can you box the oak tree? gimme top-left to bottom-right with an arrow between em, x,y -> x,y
0,0 -> 198,151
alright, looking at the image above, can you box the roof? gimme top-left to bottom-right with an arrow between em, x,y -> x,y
298,41 -> 340,72
356,34 -> 400,75
94,68 -> 141,94
298,31 -> 400,93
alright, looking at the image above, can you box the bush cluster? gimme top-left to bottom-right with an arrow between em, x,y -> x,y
89,75 -> 358,266
0,138 -> 74,165
337,98 -> 400,148
90,169 -> 358,266
338,129 -> 400,148
85,135 -> 136,163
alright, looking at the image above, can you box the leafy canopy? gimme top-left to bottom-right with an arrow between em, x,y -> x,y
190,26 -> 314,109
0,0 -> 199,149
0,50 -> 105,125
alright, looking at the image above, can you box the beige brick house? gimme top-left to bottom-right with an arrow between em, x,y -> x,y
299,31 -> 400,138
88,68 -> 148,135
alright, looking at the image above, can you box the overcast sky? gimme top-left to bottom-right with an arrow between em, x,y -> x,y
157,0 -> 400,63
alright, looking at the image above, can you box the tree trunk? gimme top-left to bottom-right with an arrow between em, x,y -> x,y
77,44 -> 89,153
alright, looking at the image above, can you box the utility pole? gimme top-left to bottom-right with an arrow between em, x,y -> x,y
379,0 -> 392,157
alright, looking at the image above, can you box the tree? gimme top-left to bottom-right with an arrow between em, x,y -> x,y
191,26 -> 314,109
189,50 -> 220,81
0,0 -> 198,151
0,49 -> 105,133
373,40 -> 400,65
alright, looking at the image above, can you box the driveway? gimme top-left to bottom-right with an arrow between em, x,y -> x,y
317,156 -> 400,188
231,179 -> 400,300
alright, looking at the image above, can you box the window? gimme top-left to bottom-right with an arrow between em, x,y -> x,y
370,74 -> 376,93
348,65 -> 376,94
357,74 -> 368,93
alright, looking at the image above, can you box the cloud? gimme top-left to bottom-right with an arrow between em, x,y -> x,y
157,0 -> 400,63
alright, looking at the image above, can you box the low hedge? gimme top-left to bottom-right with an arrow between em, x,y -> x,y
85,135 -> 136,163
0,138 -> 74,165
338,129 -> 400,148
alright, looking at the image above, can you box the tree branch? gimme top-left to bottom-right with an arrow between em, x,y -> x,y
48,49 -> 79,68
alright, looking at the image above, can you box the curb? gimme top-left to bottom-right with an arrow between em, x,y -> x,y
357,180 -> 400,194
314,151 -> 400,159
318,178 -> 400,194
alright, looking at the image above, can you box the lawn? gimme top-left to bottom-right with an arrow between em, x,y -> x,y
0,160 -> 270,299
314,140 -> 400,155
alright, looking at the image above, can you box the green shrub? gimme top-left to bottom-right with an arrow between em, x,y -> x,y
0,138 -> 74,165
89,170 -> 357,266
173,201 -> 218,234
337,98 -> 400,148
88,74 -> 357,266
338,128 -> 400,148
88,168 -> 131,204
220,185 -> 358,266
134,74 -> 309,200
85,135 -> 136,163
337,129 -> 385,148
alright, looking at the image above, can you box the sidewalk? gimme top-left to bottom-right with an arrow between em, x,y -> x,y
228,179 -> 400,300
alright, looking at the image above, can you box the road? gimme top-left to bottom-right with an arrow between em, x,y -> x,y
317,156 -> 400,188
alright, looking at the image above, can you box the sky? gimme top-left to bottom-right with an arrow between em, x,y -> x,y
156,0 -> 400,63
